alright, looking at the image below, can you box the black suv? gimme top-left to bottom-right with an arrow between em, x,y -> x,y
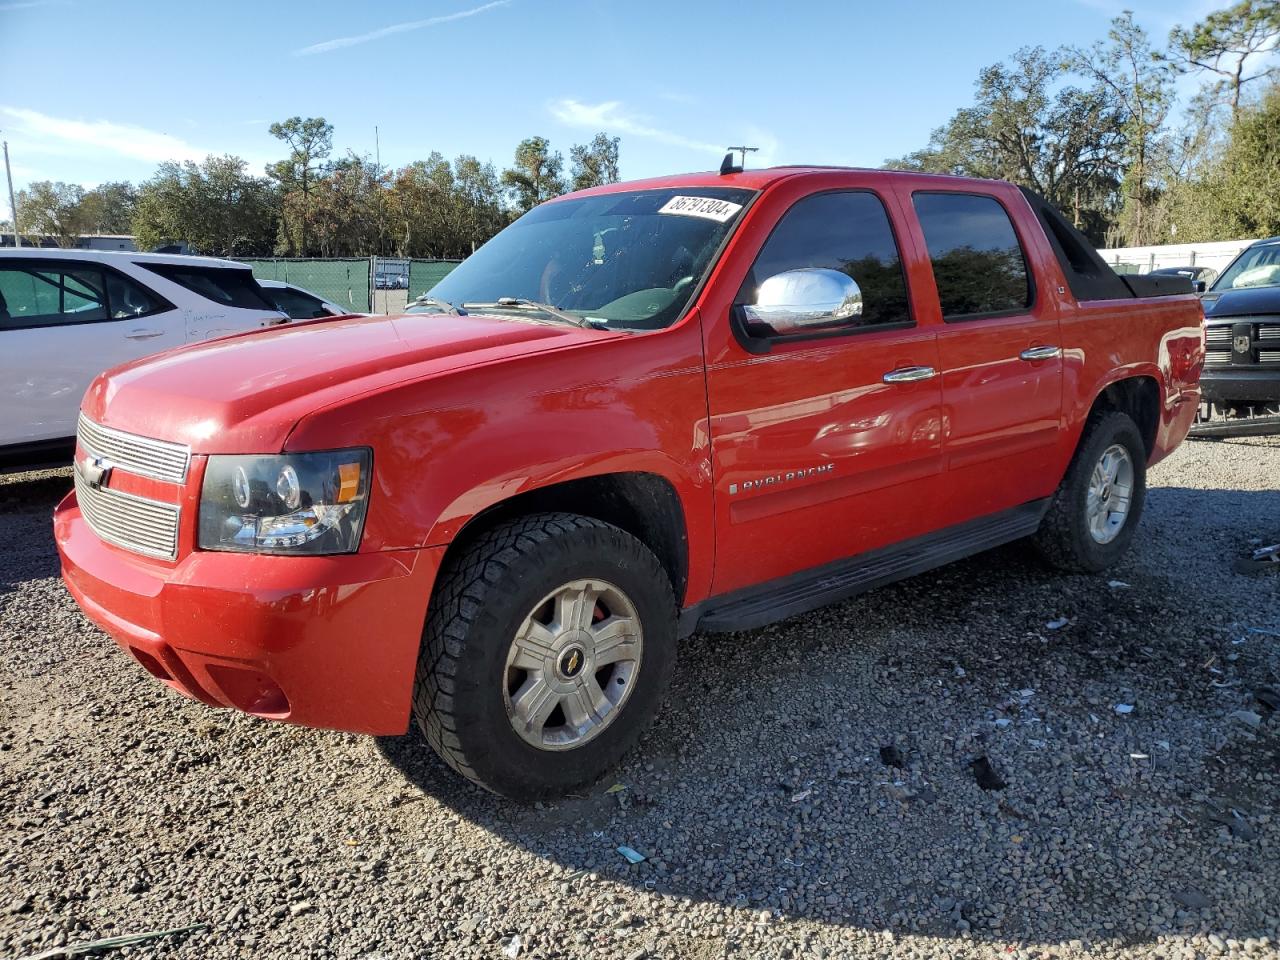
1197,236 -> 1280,436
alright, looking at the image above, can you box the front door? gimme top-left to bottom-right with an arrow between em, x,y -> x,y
906,190 -> 1065,520
701,185 -> 946,596
0,260 -> 181,445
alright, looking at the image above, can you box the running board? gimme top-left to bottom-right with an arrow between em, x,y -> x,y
682,499 -> 1049,636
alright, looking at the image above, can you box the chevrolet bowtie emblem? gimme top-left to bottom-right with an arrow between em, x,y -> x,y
80,455 -> 113,491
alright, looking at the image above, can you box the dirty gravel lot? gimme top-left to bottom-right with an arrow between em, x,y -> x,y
1,438 -> 1278,960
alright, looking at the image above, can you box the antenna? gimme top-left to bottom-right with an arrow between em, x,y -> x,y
726,145 -> 758,168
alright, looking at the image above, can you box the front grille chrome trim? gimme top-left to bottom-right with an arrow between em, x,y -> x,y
73,466 -> 180,561
76,414 -> 190,484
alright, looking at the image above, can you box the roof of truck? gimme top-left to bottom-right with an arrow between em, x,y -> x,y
562,165 -> 998,200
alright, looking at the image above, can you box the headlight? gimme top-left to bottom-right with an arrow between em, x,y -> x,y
199,450 -> 371,555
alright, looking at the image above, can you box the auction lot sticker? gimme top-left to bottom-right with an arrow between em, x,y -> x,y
658,195 -> 743,222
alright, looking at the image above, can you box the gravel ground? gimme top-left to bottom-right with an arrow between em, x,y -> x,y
1,438 -> 1278,960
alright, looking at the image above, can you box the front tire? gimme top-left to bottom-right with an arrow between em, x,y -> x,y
1034,410 -> 1147,573
412,513 -> 677,799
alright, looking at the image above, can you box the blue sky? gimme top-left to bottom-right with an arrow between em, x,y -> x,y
0,0 -> 1224,194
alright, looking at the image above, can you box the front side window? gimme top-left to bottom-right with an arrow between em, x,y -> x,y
428,187 -> 754,330
0,265 -> 109,329
913,193 -> 1031,320
740,190 -> 911,329
140,264 -> 277,310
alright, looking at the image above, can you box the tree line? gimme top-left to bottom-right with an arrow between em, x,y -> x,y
9,127 -> 621,259
885,0 -> 1280,246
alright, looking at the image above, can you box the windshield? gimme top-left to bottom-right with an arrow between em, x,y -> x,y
1212,241 -> 1280,291
426,187 -> 754,329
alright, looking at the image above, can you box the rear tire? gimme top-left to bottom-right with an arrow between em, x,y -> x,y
412,512 -> 677,799
1034,410 -> 1147,573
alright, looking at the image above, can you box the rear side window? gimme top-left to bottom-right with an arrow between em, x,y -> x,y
141,263 -> 275,310
743,190 -> 911,328
270,287 -> 330,320
0,265 -> 110,329
913,193 -> 1032,320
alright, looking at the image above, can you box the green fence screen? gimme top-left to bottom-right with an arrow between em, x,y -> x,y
238,258 -> 372,313
408,259 -> 462,299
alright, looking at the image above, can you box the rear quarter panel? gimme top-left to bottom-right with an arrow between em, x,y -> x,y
1057,295 -> 1203,470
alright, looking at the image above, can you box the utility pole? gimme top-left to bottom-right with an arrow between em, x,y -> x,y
726,145 -> 759,169
3,140 -> 18,249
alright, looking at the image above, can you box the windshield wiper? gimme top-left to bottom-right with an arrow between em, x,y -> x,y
408,296 -> 464,315
463,297 -> 605,329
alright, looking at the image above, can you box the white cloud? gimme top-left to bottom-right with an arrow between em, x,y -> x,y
0,106 -> 207,164
0,0 -> 72,9
550,99 -> 726,155
294,0 -> 510,56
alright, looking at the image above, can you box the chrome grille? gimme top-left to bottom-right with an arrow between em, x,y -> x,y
1205,350 -> 1232,365
1259,324 -> 1280,341
1205,326 -> 1233,347
77,414 -> 190,483
74,466 -> 180,560
1260,350 -> 1280,365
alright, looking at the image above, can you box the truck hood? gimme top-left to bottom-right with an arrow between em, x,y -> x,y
1201,284 -> 1280,320
83,313 -> 616,453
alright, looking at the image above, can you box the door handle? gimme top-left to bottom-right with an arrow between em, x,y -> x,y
882,365 -> 937,384
1019,345 -> 1061,361
125,328 -> 164,341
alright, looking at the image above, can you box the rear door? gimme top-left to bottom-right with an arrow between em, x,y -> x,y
134,263 -> 288,341
700,180 -> 946,595
904,189 -> 1065,520
0,259 -> 181,445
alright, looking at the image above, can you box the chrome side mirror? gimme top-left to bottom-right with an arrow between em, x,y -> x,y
742,268 -> 863,337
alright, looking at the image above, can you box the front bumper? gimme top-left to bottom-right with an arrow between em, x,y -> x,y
1200,368 -> 1280,404
54,490 -> 442,735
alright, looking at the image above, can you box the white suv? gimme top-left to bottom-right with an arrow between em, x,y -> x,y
0,250 -> 288,468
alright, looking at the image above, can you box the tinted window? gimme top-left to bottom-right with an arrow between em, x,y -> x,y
141,263 -> 276,310
0,265 -> 109,329
913,193 -> 1031,319
105,272 -> 165,318
742,191 -> 910,328
270,287 -> 331,319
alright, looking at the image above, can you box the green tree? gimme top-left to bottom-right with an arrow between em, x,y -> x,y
569,133 -> 621,191
885,47 -> 1126,241
1168,0 -> 1280,117
1213,81 -> 1280,235
501,136 -> 565,213
1067,12 -> 1176,245
308,152 -> 390,257
451,154 -> 508,252
80,181 -> 137,235
133,155 -> 279,256
15,181 -> 92,246
267,116 -> 334,255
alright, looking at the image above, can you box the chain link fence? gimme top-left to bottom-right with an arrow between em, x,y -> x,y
238,258 -> 373,313
238,257 -> 463,314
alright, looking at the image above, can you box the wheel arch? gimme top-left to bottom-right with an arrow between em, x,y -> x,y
435,471 -> 691,605
1087,373 -> 1161,460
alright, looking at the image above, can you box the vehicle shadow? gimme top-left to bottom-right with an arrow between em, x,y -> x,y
0,469 -> 72,594
377,483 -> 1280,948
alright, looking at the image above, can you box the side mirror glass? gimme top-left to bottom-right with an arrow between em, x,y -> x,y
1192,279 -> 1207,294
741,268 -> 863,337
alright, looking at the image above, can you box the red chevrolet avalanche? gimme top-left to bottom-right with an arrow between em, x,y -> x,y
54,167 -> 1204,798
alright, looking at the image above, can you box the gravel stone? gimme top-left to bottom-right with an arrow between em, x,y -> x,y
2,438 -> 1279,959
